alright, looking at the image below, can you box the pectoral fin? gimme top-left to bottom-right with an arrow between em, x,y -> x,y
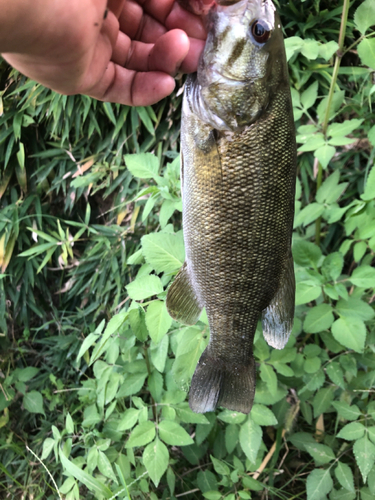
262,255 -> 295,349
166,262 -> 203,325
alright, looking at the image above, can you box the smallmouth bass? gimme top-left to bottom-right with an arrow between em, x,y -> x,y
166,0 -> 297,413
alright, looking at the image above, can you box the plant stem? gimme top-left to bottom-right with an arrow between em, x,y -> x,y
315,0 -> 350,247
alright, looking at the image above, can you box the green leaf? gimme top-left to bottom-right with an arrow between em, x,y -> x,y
150,335 -> 169,372
319,41 -> 339,60
160,200 -> 178,228
330,489 -> 356,500
239,418 -> 262,464
129,307 -> 149,342
336,297 -> 374,322
250,404 -> 278,426
41,438 -> 55,460
59,449 -> 113,498
301,39 -> 320,60
328,119 -> 363,138
304,442 -> 335,465
326,362 -> 345,389
197,470 -> 218,493
136,107 -> 155,136
337,422 -> 366,441
175,403 -> 209,424
225,424 -> 239,454
260,364 -> 277,396
126,275 -> 164,301
210,455 -> 230,476
142,232 -> 185,274
90,312 -> 128,365
125,421 -> 156,448
306,469 -> 333,500
293,240 -> 322,267
203,492 -> 221,500
353,436 -> 375,482
125,153 -> 159,179
143,438 -> 169,487
294,203 -> 324,227
314,145 -> 336,169
66,413 -> 74,434
117,408 -> 140,432
301,81 -> 319,110
332,317 -> 366,353
98,450 -> 118,483
332,401 -> 361,421
217,410 -> 247,424
357,38 -> 375,69
23,391 -> 44,416
304,304 -> 334,333
145,300 -> 172,344
313,387 -> 335,418
295,282 -> 322,305
17,367 -> 40,382
117,372 -> 147,398
158,420 -> 194,446
355,0 -> 375,34
335,462 -> 355,492
350,265 -> 375,288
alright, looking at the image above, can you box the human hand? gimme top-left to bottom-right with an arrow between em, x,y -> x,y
1,0 -> 207,106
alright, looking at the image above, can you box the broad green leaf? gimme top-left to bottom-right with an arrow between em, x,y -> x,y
125,153 -> 159,179
17,367 -> 40,382
316,171 -> 339,203
354,241 -> 367,262
353,436 -> 375,482
289,432 -> 315,451
148,370 -> 163,401
98,450 -> 118,483
141,232 -> 185,274
117,372 -> 147,398
361,165 -> 375,200
319,41 -> 339,60
314,145 -> 336,169
145,300 -> 172,344
129,307 -> 149,342
203,492 -> 221,500
239,418 -> 262,464
313,387 -> 335,418
336,297 -> 374,322
242,476 -> 264,491
150,335 -> 169,372
210,455 -> 230,476
41,438 -> 55,460
301,39 -> 320,60
335,462 -> 355,492
293,240 -> 322,267
158,420 -> 194,446
294,203 -> 324,227
355,0 -> 375,34
59,449 -> 113,498
332,401 -> 361,421
304,304 -> 334,333
350,265 -> 375,288
125,421 -> 156,448
175,403 -> 209,424
301,81 -> 319,110
90,312 -> 128,365
332,317 -> 366,353
260,363 -> 277,396
117,408 -> 140,432
295,282 -> 322,305
330,488 -> 356,500
217,410 -> 247,424
298,135 -> 325,152
126,275 -> 164,301
304,357 -> 321,373
326,362 -> 345,388
357,38 -> 375,69
197,470 -> 218,493
143,438 -> 169,486
66,413 -> 74,434
225,424 -> 239,454
160,200 -> 178,228
337,422 -> 366,441
250,404 -> 278,426
327,119 -> 363,138
322,252 -> 344,281
23,391 -> 44,416
304,442 -> 335,465
306,468 -> 333,500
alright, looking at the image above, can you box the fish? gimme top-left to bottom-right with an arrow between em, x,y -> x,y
166,0 -> 297,413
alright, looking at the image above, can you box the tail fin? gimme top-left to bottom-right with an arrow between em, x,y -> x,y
189,347 -> 256,414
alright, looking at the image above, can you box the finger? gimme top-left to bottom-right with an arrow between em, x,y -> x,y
165,2 -> 206,39
119,1 -> 166,42
87,62 -> 176,106
179,37 -> 205,73
107,0 -> 127,18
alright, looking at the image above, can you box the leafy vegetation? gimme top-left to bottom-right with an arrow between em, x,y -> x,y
1,1 -> 375,499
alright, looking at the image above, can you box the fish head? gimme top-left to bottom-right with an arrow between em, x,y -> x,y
196,0 -> 287,131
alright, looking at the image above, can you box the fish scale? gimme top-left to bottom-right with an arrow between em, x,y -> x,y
167,0 -> 297,413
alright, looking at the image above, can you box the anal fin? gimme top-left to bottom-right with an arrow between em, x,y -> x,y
166,262 -> 203,325
262,255 -> 295,349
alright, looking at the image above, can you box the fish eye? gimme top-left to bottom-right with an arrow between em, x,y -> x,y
251,20 -> 271,44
